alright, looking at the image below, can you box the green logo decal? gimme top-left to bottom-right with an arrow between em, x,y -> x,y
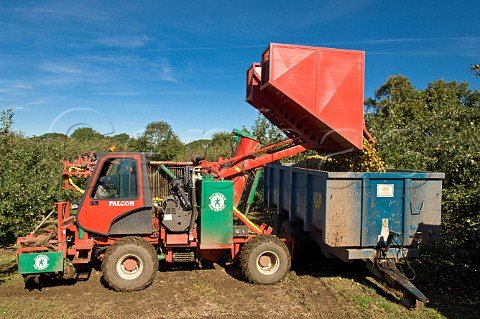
33,254 -> 50,271
209,193 -> 226,212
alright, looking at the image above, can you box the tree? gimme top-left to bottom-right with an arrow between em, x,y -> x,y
70,127 -> 104,141
471,64 -> 480,78
0,111 -> 78,242
249,113 -> 285,147
1,108 -> 14,135
176,132 -> 235,162
209,132 -> 234,159
365,75 -> 425,127
34,132 -> 68,140
109,133 -> 132,150
143,121 -> 177,147
140,121 -> 184,161
180,139 -> 211,160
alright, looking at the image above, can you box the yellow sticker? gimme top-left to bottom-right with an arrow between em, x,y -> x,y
234,166 -> 241,172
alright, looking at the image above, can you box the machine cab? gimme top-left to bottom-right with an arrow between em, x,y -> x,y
76,153 -> 153,236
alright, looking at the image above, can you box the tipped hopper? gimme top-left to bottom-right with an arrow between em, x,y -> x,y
247,43 -> 365,152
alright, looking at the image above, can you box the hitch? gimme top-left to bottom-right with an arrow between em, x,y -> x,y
366,231 -> 428,309
366,258 -> 428,308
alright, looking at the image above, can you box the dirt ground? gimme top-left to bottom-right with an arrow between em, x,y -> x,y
0,259 -> 354,319
1,247 -> 478,319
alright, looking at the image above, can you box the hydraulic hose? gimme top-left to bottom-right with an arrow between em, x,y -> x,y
68,166 -> 86,193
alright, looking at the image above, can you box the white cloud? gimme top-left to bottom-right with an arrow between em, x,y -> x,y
14,83 -> 33,89
39,63 -> 84,74
95,34 -> 150,49
21,100 -> 44,107
0,83 -> 34,95
18,3 -> 111,23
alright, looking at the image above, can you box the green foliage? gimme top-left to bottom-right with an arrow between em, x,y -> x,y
34,132 -> 68,140
471,64 -> 480,78
175,131 -> 236,162
0,134 -> 72,242
70,127 -> 104,141
110,133 -> 131,149
366,76 -> 480,267
1,108 -> 14,135
250,113 -> 285,147
208,132 -> 235,160
139,121 -> 184,161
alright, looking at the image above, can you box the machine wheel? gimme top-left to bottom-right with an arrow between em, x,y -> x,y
102,237 -> 159,292
240,234 -> 291,284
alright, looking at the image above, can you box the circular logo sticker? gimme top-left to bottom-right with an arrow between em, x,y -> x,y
33,254 -> 50,271
209,193 -> 227,212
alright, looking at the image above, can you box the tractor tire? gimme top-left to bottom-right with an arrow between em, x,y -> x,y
240,234 -> 291,284
102,237 -> 159,292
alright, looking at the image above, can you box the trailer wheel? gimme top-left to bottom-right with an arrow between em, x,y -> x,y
102,237 -> 158,292
240,234 -> 291,284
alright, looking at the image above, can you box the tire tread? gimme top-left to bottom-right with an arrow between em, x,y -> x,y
102,236 -> 158,292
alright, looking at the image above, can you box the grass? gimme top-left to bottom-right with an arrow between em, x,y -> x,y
0,247 -> 16,268
0,247 -> 19,285
0,300 -> 59,319
323,275 -> 446,319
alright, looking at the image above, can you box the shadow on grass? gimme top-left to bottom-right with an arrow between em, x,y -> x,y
0,262 -> 18,285
22,265 -> 92,291
290,242 -> 480,319
410,247 -> 480,319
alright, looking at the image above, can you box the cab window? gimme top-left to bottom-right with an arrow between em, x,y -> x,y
92,158 -> 138,199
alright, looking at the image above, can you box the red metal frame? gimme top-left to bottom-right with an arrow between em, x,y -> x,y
200,137 -> 308,205
61,152 -> 96,192
17,202 -> 95,265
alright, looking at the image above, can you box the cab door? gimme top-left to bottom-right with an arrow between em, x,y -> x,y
77,153 -> 151,235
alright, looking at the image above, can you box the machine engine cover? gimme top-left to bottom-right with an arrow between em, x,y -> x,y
161,195 -> 192,232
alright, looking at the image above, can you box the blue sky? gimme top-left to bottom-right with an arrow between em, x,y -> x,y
1,1 -> 479,142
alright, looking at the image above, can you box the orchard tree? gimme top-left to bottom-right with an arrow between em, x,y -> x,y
35,132 -> 68,140
70,127 -> 104,141
180,139 -> 211,161
365,75 -> 425,127
209,132 -> 234,160
143,121 -> 177,147
250,112 -> 285,147
471,64 -> 480,78
109,133 -> 132,150
178,132 -> 234,162
1,108 -> 14,134
140,121 -> 184,161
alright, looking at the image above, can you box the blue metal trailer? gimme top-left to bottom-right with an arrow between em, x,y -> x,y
264,163 -> 444,307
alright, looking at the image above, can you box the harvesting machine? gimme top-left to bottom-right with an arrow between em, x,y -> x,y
16,44 -> 442,307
